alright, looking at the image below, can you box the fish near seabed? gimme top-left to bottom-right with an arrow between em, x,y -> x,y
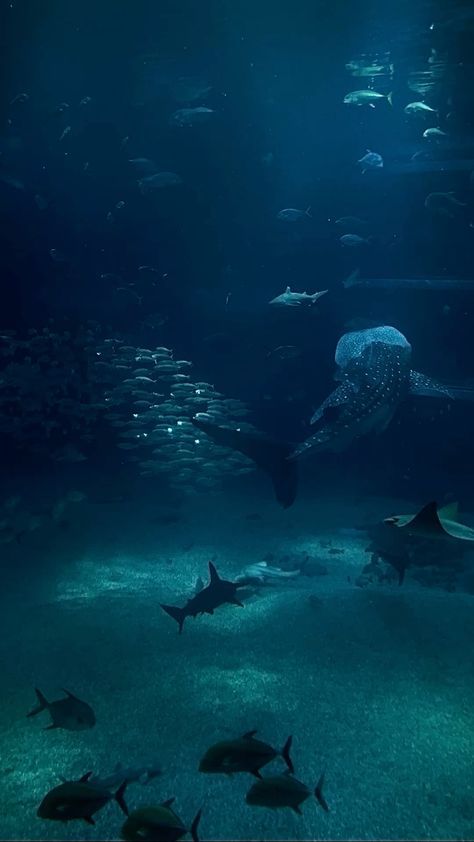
121,800 -> 202,842
27,688 -> 96,731
37,773 -> 128,825
199,731 -> 294,778
160,561 -> 244,633
245,769 -> 329,814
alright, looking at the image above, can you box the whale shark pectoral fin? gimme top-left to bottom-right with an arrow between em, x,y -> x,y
409,370 -> 453,399
406,501 -> 446,536
191,417 -> 298,508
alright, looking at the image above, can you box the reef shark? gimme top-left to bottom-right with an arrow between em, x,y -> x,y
192,326 -> 456,507
160,561 -> 244,633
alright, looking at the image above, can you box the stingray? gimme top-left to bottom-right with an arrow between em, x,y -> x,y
384,500 -> 474,542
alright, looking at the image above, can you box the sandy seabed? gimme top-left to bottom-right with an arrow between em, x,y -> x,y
1,475 -> 474,841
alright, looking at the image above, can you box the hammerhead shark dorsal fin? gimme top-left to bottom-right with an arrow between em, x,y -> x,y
409,501 -> 444,533
438,501 -> 459,521
208,561 -> 220,583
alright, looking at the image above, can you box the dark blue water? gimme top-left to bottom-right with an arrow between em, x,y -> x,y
1,1 -> 474,839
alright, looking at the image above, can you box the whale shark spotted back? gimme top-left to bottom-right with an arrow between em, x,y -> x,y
192,326 -> 468,507
290,327 -> 412,459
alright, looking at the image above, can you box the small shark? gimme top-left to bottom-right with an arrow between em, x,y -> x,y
192,326 -> 461,507
160,561 -> 244,633
235,561 -> 300,586
87,762 -> 162,790
384,501 -> 474,542
269,286 -> 328,307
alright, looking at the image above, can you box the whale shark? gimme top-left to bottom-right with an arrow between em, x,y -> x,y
192,326 -> 464,507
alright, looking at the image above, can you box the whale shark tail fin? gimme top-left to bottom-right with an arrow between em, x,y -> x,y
191,417 -> 298,508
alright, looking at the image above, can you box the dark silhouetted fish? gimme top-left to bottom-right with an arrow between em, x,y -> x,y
121,800 -> 202,842
245,769 -> 329,814
199,731 -> 293,778
27,688 -> 96,731
160,561 -> 244,633
37,773 -> 128,825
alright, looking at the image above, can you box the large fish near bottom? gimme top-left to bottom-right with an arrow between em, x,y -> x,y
192,326 -> 460,507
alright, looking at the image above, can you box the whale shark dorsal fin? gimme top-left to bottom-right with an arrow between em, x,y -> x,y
409,501 -> 444,534
438,501 -> 459,521
208,561 -> 220,583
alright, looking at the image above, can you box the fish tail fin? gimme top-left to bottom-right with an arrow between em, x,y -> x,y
387,92 -> 393,106
281,735 -> 294,774
27,688 -> 49,717
305,206 -> 312,218
115,781 -> 129,816
315,770 -> 330,812
191,417 -> 298,508
160,603 -> 186,633
190,807 -> 202,842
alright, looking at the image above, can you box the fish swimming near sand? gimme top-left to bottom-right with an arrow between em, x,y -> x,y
37,773 -> 128,825
193,326 -> 457,506
199,731 -> 294,777
245,769 -> 329,814
27,688 -> 96,731
121,800 -> 202,842
160,561 -> 244,633
235,561 -> 300,585
87,762 -> 162,790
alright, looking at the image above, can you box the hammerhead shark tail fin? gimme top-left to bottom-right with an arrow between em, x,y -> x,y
160,603 -> 186,633
191,417 -> 298,508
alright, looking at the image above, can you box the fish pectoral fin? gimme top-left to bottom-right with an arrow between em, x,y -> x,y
83,816 -> 95,825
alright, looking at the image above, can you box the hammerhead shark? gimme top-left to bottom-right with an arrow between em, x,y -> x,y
160,561 -> 244,633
